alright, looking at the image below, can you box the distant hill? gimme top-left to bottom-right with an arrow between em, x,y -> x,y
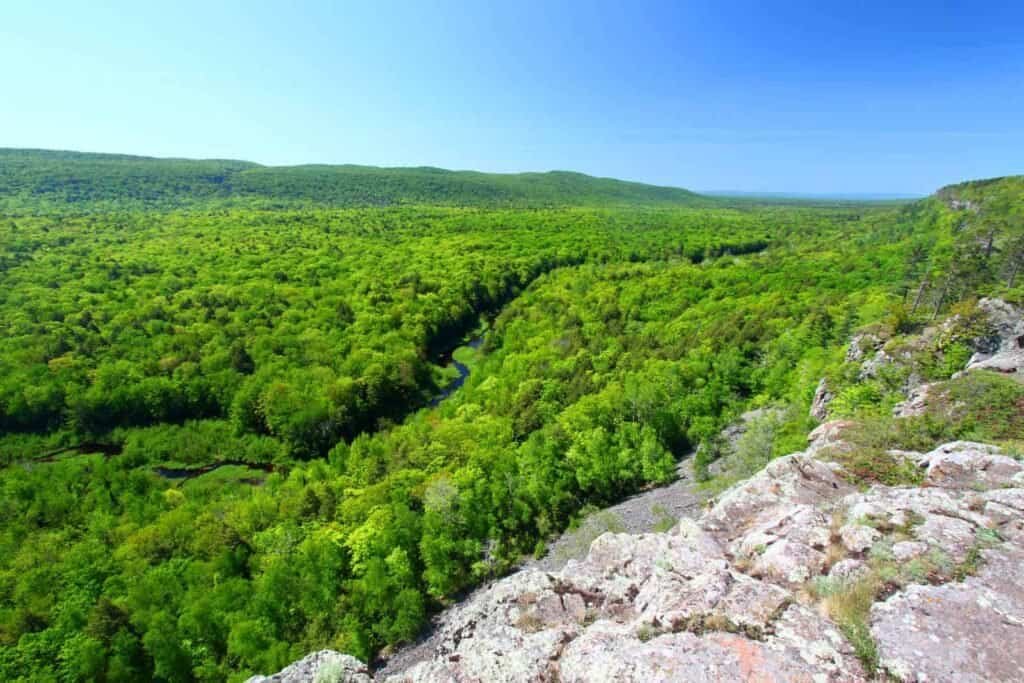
0,148 -> 706,210
904,174 -> 1024,228
0,149 -> 257,207
705,190 -> 921,202
934,174 -> 1024,204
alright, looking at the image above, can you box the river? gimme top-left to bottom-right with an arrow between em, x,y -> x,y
429,335 -> 484,406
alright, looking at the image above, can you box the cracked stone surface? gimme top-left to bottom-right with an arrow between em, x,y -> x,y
872,546 -> 1024,683
382,516 -> 861,682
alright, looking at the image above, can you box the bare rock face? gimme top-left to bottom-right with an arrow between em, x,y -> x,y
965,298 -> 1024,380
383,515 -> 864,682
872,546 -> 1024,683
384,569 -> 577,683
845,333 -> 881,363
805,420 -> 858,457
842,483 -> 995,562
810,378 -> 834,421
842,333 -> 899,382
382,439 -> 1024,682
245,651 -> 372,683
700,450 -> 850,591
858,348 -> 893,381
701,452 -> 851,536
890,541 -> 928,561
555,606 -> 858,683
947,197 -> 979,211
380,445 -> 871,682
923,441 -> 1024,490
892,382 -> 934,418
839,524 -> 881,554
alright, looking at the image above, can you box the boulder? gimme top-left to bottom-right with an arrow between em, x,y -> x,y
245,651 -> 372,683
806,420 -> 858,457
389,569 -> 579,683
839,524 -> 881,554
923,441 -> 1023,490
912,513 -> 978,563
965,298 -> 1024,379
556,615 -> 863,683
751,538 -> 826,587
389,505 -> 861,681
891,541 -> 928,562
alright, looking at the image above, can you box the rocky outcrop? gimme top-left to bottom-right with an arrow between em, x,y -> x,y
254,431 -> 1024,682
255,304 -> 1024,682
845,333 -> 882,364
246,651 -> 372,683
947,198 -> 979,212
965,298 -> 1024,380
805,419 -> 857,457
841,333 -> 900,382
810,378 -> 833,421
387,516 -> 862,682
923,440 -> 1024,489
892,382 -> 934,418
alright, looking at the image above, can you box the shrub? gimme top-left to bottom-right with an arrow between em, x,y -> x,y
831,447 -> 925,488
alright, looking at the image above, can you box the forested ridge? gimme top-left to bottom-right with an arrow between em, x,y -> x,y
0,149 -> 706,211
0,150 -> 1021,681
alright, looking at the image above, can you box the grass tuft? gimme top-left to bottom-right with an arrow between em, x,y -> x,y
810,575 -> 881,675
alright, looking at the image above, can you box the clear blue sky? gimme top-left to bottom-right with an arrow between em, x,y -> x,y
2,1 -> 1022,195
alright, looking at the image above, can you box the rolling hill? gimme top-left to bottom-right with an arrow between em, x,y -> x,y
0,148 -> 706,210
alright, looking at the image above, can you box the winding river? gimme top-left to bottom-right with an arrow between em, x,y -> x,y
154,461 -> 275,481
19,336 -> 486,482
429,335 -> 484,406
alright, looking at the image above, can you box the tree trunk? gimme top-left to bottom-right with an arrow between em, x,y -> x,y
984,229 -> 996,259
930,281 -> 949,321
910,279 -> 928,315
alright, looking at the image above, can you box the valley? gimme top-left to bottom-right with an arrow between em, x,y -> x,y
0,151 -> 1020,682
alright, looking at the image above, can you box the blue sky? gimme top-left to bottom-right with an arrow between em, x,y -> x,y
1,1 -> 1022,194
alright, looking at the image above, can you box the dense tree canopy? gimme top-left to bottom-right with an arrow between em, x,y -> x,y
0,153 -> 1020,681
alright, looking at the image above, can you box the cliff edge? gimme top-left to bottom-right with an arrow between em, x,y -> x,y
252,299 -> 1024,682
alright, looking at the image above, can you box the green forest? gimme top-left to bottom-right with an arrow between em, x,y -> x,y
0,150 -> 1021,681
